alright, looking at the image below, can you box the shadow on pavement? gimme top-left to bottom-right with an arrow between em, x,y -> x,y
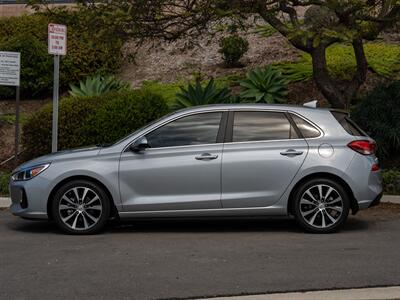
4,213 -> 370,235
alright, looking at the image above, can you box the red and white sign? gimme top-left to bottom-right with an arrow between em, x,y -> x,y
48,23 -> 67,56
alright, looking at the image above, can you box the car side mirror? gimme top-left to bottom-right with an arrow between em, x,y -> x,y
130,137 -> 150,152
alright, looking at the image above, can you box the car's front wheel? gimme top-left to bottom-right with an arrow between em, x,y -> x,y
293,178 -> 350,233
52,180 -> 110,234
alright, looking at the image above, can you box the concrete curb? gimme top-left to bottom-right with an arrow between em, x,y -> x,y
0,197 -> 11,208
0,195 -> 399,208
199,286 -> 400,300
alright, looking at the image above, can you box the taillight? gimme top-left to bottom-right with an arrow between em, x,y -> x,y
347,140 -> 376,155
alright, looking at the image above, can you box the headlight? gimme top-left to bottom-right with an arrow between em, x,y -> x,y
11,163 -> 50,181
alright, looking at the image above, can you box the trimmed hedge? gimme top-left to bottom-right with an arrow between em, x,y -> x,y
22,90 -> 169,160
0,11 -> 124,99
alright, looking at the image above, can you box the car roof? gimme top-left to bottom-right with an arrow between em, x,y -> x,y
173,103 -> 336,115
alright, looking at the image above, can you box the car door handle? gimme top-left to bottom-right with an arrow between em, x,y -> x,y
195,153 -> 219,160
280,149 -> 304,156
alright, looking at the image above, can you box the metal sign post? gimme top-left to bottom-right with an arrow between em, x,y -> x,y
48,23 -> 67,153
0,51 -> 21,166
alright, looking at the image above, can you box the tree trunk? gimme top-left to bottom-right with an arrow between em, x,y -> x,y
311,45 -> 347,109
311,40 -> 368,109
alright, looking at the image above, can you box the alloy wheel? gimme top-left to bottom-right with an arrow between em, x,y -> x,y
58,187 -> 103,231
299,184 -> 344,229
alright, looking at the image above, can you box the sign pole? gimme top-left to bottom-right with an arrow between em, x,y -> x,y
52,55 -> 60,153
48,23 -> 67,153
14,86 -> 20,166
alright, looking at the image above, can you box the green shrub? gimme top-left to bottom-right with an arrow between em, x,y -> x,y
240,66 -> 288,103
172,79 -> 231,109
0,172 -> 9,196
275,43 -> 400,82
69,75 -> 129,98
22,90 -> 169,160
382,169 -> 400,195
351,81 -> 400,163
141,80 -> 183,105
219,35 -> 249,67
0,10 -> 124,99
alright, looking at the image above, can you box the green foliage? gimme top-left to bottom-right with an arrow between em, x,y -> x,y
22,90 -> 169,159
69,75 -> 130,98
0,113 -> 28,125
382,169 -> 400,195
172,79 -> 231,109
0,172 -> 9,196
0,14 -> 52,98
275,43 -> 400,82
219,35 -> 249,67
351,81 -> 400,162
141,80 -> 183,105
0,11 -> 124,99
239,66 -> 288,103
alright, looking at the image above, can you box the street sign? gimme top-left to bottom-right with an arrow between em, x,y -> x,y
0,51 -> 20,86
0,51 -> 21,165
48,23 -> 67,56
48,23 -> 67,153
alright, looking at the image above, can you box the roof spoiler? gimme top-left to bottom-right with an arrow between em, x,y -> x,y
303,100 -> 318,108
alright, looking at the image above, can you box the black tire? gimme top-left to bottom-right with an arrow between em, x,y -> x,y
293,178 -> 350,233
52,180 -> 111,235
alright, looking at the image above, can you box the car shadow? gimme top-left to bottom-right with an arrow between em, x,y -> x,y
5,214 -> 369,235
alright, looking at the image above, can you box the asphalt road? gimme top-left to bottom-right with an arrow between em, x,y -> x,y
1,204 -> 400,300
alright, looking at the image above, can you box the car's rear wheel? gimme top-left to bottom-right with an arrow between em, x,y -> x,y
52,180 -> 110,234
293,178 -> 350,233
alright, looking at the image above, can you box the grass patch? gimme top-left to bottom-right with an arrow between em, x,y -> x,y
275,43 -> 400,82
0,172 -> 10,196
382,169 -> 400,195
0,113 -> 28,125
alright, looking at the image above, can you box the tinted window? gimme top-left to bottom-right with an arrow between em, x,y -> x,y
232,111 -> 297,142
146,112 -> 222,148
290,114 -> 321,138
331,111 -> 366,136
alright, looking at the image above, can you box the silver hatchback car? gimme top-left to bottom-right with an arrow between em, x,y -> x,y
9,104 -> 382,234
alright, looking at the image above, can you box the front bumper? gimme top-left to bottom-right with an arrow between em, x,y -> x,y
9,176 -> 50,220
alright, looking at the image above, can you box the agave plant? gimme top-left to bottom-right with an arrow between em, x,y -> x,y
239,66 -> 288,103
172,79 -> 232,109
69,75 -> 130,98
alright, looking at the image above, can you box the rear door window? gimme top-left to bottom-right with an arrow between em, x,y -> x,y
232,111 -> 298,142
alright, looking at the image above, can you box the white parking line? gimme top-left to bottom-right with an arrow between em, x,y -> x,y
200,286 -> 400,300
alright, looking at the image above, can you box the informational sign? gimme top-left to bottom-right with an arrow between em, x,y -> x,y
0,51 -> 20,86
48,23 -> 67,56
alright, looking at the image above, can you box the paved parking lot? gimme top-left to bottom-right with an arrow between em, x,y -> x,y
1,204 -> 400,300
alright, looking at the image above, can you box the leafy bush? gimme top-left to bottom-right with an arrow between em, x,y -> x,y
275,43 -> 400,82
22,90 -> 169,159
141,80 -> 183,105
382,169 -> 400,195
240,66 -> 288,103
172,79 -> 232,109
0,10 -> 124,99
0,172 -> 9,196
69,75 -> 130,97
219,35 -> 249,67
351,81 -> 400,162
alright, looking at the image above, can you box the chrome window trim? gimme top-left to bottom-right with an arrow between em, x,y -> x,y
122,108 -> 324,153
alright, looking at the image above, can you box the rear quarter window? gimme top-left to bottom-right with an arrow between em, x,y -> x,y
331,111 -> 367,137
290,114 -> 321,138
